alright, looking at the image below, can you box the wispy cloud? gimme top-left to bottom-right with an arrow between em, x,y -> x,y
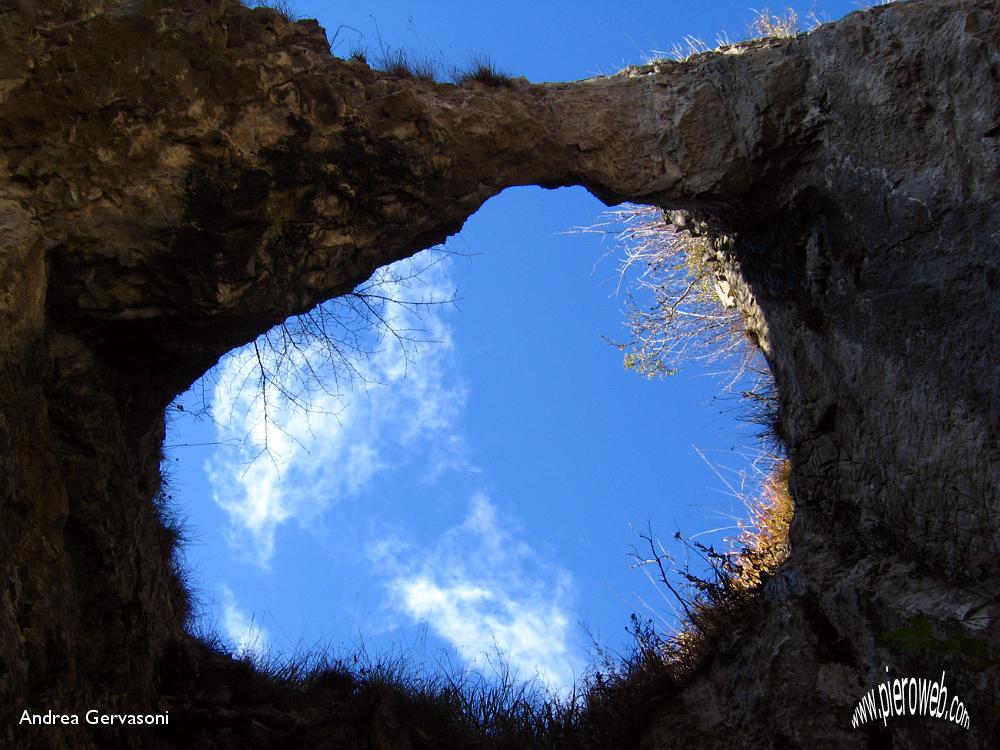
221,586 -> 269,658
205,252 -> 466,567
376,494 -> 581,690
203,252 -> 583,688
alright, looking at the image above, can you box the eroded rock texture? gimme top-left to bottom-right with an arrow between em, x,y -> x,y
0,0 -> 997,747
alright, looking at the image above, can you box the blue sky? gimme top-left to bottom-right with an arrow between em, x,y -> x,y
168,0 -> 864,690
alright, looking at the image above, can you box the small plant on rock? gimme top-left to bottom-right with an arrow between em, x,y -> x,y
748,7 -> 801,39
452,55 -> 515,87
245,0 -> 297,23
375,48 -> 437,81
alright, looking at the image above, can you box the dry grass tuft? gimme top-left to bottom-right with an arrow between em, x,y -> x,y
748,7 -> 801,39
374,49 -> 438,82
182,635 -> 600,748
152,457 -> 195,629
452,55 -> 515,87
732,459 -> 794,589
245,0 -> 297,23
646,5 -> 804,63
663,35 -> 711,62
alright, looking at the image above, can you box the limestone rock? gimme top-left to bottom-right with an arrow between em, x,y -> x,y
0,0 -> 997,747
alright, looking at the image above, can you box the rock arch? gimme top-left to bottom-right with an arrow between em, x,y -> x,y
1,0 -> 997,746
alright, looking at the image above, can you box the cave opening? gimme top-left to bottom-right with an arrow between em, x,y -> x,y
159,185 -> 787,690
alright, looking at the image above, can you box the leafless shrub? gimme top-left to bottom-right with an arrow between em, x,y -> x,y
627,458 -> 794,677
181,252 -> 456,466
586,204 -> 754,380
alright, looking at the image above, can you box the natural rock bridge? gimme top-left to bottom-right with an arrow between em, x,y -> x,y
0,0 -> 997,747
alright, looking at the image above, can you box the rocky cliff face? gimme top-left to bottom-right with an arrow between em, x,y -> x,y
0,0 -> 997,747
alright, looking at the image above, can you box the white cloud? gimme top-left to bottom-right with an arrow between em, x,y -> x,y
202,253 -> 584,689
204,252 -> 466,567
378,495 -> 581,690
221,586 -> 269,658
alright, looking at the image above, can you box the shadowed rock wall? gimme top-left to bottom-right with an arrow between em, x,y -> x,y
0,0 -> 997,747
